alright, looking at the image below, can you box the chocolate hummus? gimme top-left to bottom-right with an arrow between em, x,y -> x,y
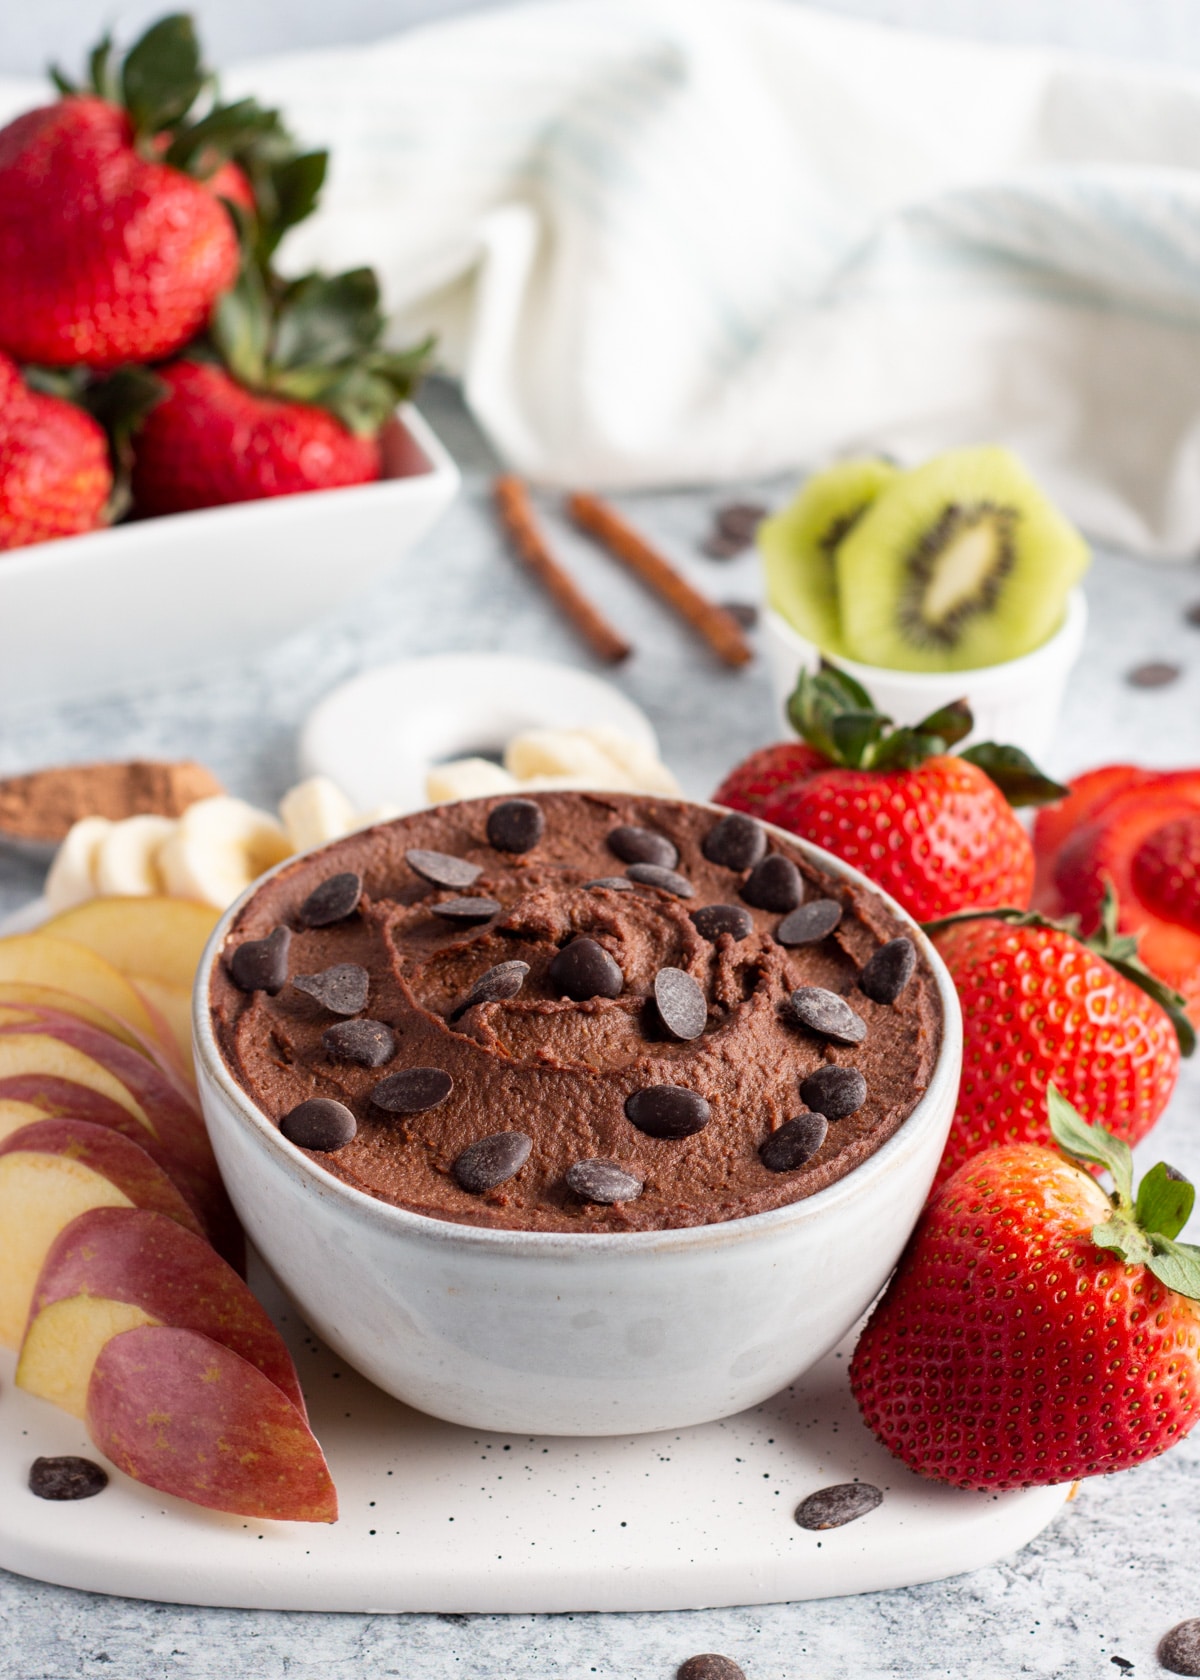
211,793 -> 943,1233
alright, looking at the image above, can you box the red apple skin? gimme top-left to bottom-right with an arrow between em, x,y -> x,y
30,1207 -> 303,1415
0,1117 -> 206,1239
88,1324 -> 337,1523
0,1075 -> 242,1271
0,1016 -> 202,1125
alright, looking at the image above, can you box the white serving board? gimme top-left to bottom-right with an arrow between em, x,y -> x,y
0,1256 -> 1069,1613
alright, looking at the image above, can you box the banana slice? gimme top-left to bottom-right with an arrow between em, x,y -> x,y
279,776 -> 357,852
504,730 -> 636,786
351,803 -> 404,830
158,796 -> 291,909
584,726 -> 682,795
426,759 -> 518,804
93,814 -> 176,897
44,817 -> 114,912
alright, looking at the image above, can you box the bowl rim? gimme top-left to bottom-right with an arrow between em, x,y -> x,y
762,585 -> 1088,693
193,798 -> 963,1260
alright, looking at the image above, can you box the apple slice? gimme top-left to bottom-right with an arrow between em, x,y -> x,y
0,1098 -> 47,1143
0,982 -> 150,1056
129,976 -> 194,1079
88,1325 -> 337,1522
41,898 -> 220,995
0,935 -> 164,1049
0,1118 -> 206,1347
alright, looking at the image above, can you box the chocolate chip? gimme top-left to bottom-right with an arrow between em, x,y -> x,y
789,986 -> 867,1046
677,1656 -> 746,1680
625,1085 -> 710,1139
297,871 -> 362,928
741,853 -> 803,913
759,1110 -> 828,1172
548,937 -> 624,1001
859,936 -> 917,1004
691,903 -> 753,941
372,1067 -> 454,1113
1127,661 -> 1181,688
228,925 -> 291,994
776,899 -> 842,946
794,1482 -> 883,1530
487,798 -> 545,853
291,963 -> 369,1016
800,1064 -> 867,1120
1160,1620 -> 1200,1676
654,967 -> 707,1041
585,876 -> 635,891
1187,602 -> 1200,629
28,1455 -> 108,1501
700,532 -> 744,559
453,1130 -> 532,1193
431,896 -> 502,925
565,1158 -> 644,1204
626,862 -> 695,899
720,600 -> 759,629
406,848 -> 483,889
702,811 -> 767,871
280,1097 -> 357,1152
607,825 -> 679,869
450,959 -> 530,1019
716,501 -> 767,543
322,1019 -> 395,1067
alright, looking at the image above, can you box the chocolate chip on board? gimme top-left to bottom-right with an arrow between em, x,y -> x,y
789,986 -> 867,1046
430,896 -> 502,925
372,1067 -> 454,1113
719,601 -> 759,629
716,502 -> 767,544
740,854 -> 803,913
794,1482 -> 883,1530
676,1657 -> 747,1680
654,967 -> 708,1041
700,532 -> 744,560
28,1456 -> 109,1501
775,899 -> 842,946
626,862 -> 695,898
691,903 -> 753,942
759,1110 -> 828,1173
702,811 -> 767,872
607,824 -> 679,869
1127,661 -> 1182,689
799,1064 -> 868,1121
405,848 -> 483,889
450,959 -> 530,1019
859,936 -> 917,1004
625,1084 -> 711,1139
453,1130 -> 532,1193
1160,1620 -> 1200,1676
280,1097 -> 358,1152
291,963 -> 370,1016
297,871 -> 362,928
565,1158 -> 644,1205
228,925 -> 291,994
1187,602 -> 1200,629
486,798 -> 545,853
548,937 -> 624,1001
322,1018 -> 395,1067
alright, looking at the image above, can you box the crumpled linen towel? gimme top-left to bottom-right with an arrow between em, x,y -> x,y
7,0 -> 1200,554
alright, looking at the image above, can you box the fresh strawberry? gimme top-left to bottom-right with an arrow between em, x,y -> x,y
131,266 -> 432,515
928,895 -> 1189,1193
1132,813 -> 1200,935
711,741 -> 828,815
0,353 -> 111,549
1032,763 -> 1152,909
851,1090 -> 1200,1490
755,663 -> 1064,923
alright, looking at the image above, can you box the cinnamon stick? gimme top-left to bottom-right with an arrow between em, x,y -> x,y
566,493 -> 753,668
494,477 -> 631,664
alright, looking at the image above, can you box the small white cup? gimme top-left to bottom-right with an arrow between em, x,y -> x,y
762,589 -> 1088,761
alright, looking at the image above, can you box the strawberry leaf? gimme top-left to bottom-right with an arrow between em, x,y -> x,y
212,266 -> 271,388
869,729 -> 948,772
121,14 -> 207,137
959,743 -> 1068,807
1135,1162 -> 1195,1242
914,699 -> 972,748
1047,1084 -> 1134,1206
88,35 -> 120,104
1092,1216 -> 1154,1267
1147,1237 -> 1200,1300
257,151 -> 329,256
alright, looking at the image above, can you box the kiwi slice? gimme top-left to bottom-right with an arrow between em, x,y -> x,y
836,446 -> 1089,673
759,458 -> 899,655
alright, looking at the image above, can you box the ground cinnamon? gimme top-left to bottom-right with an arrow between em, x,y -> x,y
0,760 -> 224,843
494,477 -> 632,664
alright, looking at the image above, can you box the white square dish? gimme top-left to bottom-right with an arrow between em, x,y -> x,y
0,404 -> 459,707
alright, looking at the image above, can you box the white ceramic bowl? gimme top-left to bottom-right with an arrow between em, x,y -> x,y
193,815 -> 962,1437
762,589 -> 1088,761
0,405 -> 459,708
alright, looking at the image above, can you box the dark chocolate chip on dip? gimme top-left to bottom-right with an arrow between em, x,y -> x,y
789,986 -> 867,1047
281,1097 -> 357,1152
454,1131 -> 532,1193
741,853 -> 803,913
859,936 -> 917,1004
702,811 -> 767,872
487,798 -> 545,853
298,871 -> 362,928
626,862 -> 694,898
776,899 -> 842,946
608,824 -> 678,868
760,1111 -> 828,1173
211,792 -> 941,1234
291,963 -> 369,1016
228,925 -> 291,994
565,1158 -> 644,1205
430,896 -> 502,925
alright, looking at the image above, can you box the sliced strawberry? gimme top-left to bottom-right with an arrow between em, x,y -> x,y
711,741 -> 829,816
1032,763 -> 1153,909
1132,812 -> 1200,935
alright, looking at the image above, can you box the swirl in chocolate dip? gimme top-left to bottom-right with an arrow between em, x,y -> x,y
210,792 -> 942,1233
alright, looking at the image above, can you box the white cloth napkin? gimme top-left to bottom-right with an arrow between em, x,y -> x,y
7,0 -> 1200,555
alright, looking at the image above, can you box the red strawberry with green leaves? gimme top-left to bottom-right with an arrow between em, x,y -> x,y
755,662 -> 1064,923
0,353 -> 111,549
131,267 -> 433,514
711,741 -> 828,815
927,891 -> 1190,1193
850,1089 -> 1200,1490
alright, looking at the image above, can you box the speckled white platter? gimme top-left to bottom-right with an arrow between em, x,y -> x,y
0,1253 -> 1070,1613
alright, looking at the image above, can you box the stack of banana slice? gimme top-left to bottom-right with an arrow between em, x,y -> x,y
427,726 -> 679,803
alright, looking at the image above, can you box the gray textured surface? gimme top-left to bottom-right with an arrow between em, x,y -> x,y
3,379 -> 1200,1679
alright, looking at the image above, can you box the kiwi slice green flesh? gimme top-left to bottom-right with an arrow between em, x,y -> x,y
836,446 -> 1090,673
759,458 -> 899,655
